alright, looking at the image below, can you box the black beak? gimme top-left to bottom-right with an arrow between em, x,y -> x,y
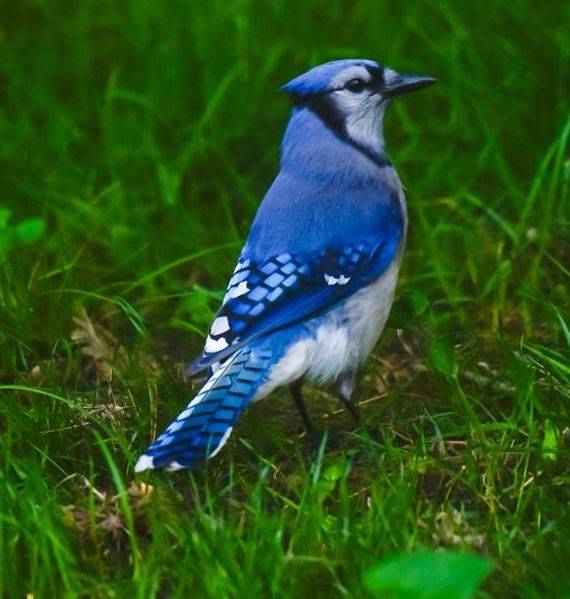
382,74 -> 436,98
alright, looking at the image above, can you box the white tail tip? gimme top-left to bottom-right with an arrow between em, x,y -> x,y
134,454 -> 155,472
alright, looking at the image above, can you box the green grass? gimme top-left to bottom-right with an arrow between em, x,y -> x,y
0,0 -> 569,596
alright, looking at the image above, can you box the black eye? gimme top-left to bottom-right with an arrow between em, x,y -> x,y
345,78 -> 366,93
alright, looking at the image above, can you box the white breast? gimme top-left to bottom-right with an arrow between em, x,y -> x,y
255,256 -> 401,399
308,255 -> 401,381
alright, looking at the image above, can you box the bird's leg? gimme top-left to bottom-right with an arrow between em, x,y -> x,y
335,371 -> 363,425
289,380 -> 315,435
338,394 -> 362,423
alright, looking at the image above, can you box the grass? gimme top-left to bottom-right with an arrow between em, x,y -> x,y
0,0 -> 568,596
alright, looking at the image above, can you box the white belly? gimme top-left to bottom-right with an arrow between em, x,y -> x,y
255,257 -> 401,399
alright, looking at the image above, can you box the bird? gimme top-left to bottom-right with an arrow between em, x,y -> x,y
135,58 -> 435,472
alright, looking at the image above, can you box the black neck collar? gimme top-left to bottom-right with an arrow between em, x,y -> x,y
297,96 -> 391,170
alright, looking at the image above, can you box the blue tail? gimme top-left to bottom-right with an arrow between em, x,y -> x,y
135,346 -> 273,471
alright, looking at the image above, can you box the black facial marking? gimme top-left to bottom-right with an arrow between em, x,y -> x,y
363,64 -> 385,94
306,94 -> 391,169
308,93 -> 345,136
288,63 -> 391,169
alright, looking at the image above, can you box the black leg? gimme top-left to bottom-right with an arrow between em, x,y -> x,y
337,392 -> 372,439
337,394 -> 362,424
335,371 -> 363,425
289,381 -> 315,435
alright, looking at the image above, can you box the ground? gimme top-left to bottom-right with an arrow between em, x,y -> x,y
0,0 -> 568,597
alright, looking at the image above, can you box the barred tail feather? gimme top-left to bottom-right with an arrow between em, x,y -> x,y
135,346 -> 273,471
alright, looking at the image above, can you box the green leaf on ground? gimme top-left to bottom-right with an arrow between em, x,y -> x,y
363,551 -> 492,599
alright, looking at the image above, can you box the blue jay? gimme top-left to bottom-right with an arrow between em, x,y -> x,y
135,59 -> 435,472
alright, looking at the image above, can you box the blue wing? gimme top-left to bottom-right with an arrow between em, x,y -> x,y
187,230 -> 402,377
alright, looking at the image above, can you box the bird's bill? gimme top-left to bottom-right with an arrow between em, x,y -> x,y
382,74 -> 436,98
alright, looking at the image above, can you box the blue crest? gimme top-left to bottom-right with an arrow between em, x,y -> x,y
280,59 -> 381,99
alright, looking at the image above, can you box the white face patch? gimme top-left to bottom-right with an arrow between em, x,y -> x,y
330,65 -> 372,88
383,68 -> 399,86
328,65 -> 386,154
340,94 -> 385,153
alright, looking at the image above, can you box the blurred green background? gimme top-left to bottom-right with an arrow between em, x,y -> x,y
0,1 -> 568,597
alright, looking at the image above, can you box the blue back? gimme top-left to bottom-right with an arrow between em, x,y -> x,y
245,105 -> 403,260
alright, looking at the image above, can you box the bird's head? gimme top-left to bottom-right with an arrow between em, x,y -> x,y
281,59 -> 435,156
